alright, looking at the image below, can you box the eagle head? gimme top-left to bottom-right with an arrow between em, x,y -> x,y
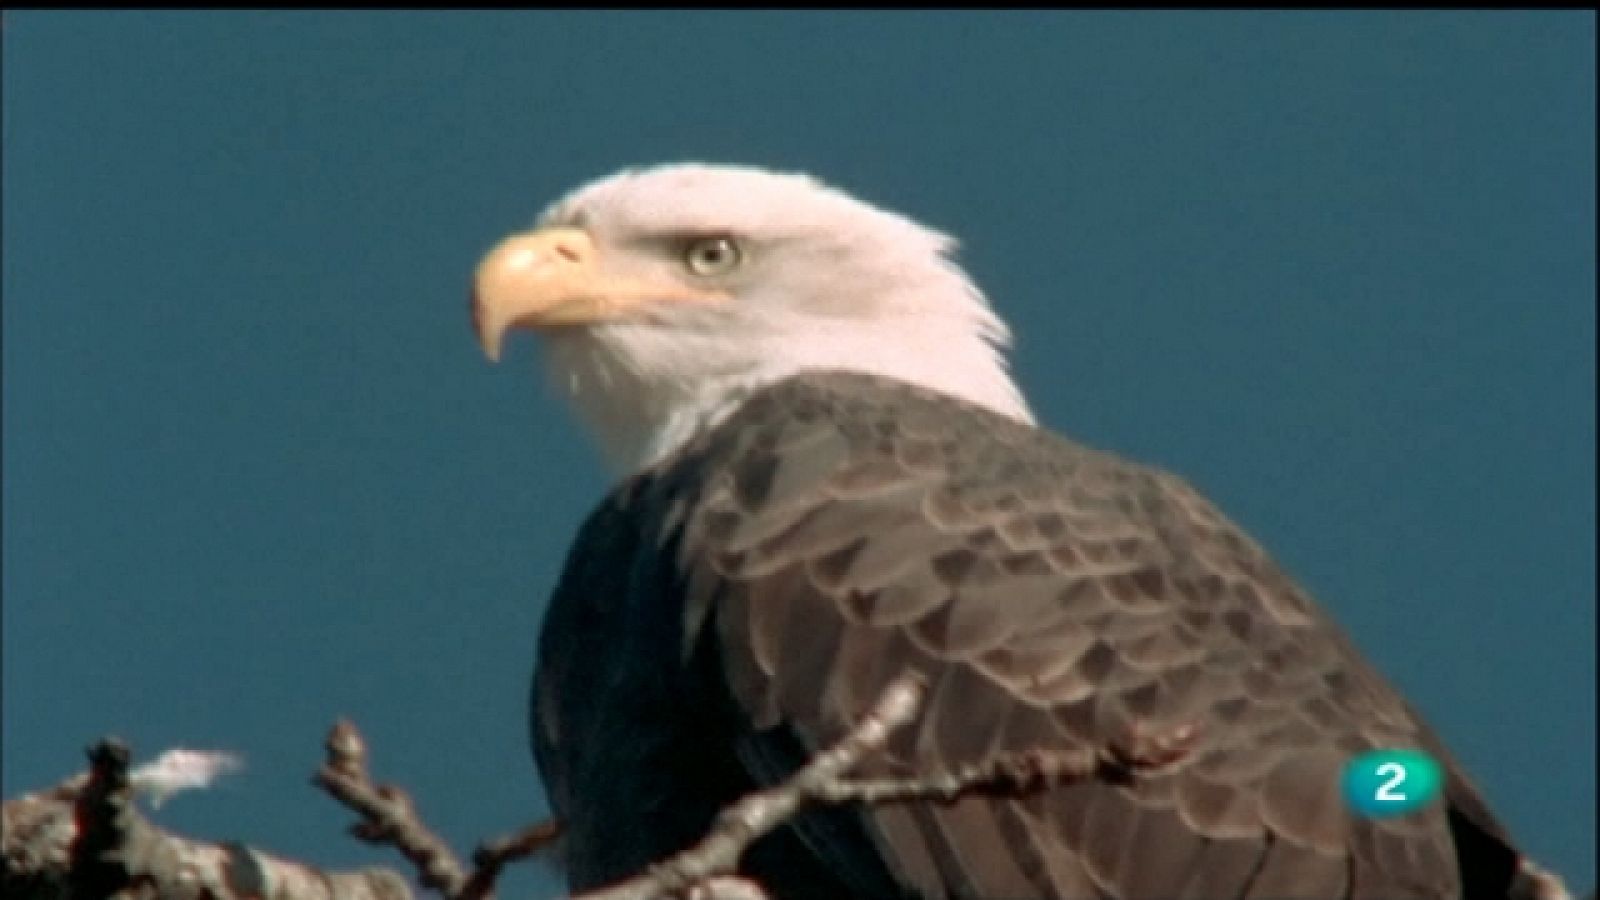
473,163 -> 1031,469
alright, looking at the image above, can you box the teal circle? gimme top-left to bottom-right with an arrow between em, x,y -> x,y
1342,749 -> 1443,819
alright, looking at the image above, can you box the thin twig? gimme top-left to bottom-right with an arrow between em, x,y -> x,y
315,719 -> 564,900
570,673 -> 1202,900
570,672 -> 926,900
809,724 -> 1196,809
459,819 -> 565,900
315,720 -> 470,896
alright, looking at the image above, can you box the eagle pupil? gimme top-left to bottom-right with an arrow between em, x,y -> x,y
688,237 -> 739,275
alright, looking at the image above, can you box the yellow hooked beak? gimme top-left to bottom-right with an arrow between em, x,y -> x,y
471,227 -> 725,362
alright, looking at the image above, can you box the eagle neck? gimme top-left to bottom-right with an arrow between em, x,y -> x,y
547,320 -> 1032,475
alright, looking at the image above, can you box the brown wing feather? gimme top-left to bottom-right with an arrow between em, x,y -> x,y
535,371 -> 1527,900
676,372 -> 1499,899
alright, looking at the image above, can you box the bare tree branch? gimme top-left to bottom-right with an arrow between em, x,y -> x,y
569,671 -> 1196,900
2,738 -> 410,900
314,719 -> 563,900
315,719 -> 472,896
462,820 -> 565,900
11,680 -> 1568,900
808,718 -> 1200,810
3,674 -> 1192,900
569,673 -> 925,900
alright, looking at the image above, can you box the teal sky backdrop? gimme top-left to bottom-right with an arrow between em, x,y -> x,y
4,12 -> 1593,897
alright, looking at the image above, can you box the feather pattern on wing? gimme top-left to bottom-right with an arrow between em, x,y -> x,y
533,371 -> 1525,900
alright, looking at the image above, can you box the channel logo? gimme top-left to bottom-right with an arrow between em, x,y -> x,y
1342,749 -> 1443,818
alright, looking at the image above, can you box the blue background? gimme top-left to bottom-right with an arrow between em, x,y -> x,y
4,12 -> 1593,897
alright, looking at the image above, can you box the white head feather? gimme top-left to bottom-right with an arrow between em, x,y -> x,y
523,163 -> 1032,471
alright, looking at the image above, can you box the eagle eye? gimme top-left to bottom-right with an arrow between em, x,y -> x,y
684,236 -> 742,277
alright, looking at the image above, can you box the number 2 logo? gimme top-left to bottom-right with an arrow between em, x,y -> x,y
1343,750 -> 1440,818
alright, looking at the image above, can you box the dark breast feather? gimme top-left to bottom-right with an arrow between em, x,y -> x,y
533,370 -> 1526,900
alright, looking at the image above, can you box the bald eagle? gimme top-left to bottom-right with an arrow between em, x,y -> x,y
473,164 -> 1557,899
